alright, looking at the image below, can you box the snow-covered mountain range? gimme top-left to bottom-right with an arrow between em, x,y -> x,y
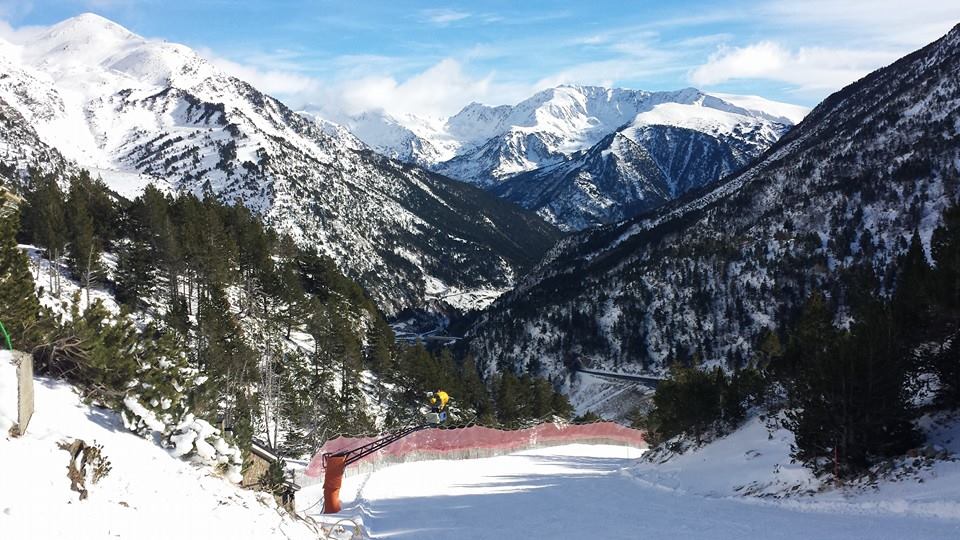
468,23 -> 960,381
0,13 -> 560,315
311,86 -> 807,230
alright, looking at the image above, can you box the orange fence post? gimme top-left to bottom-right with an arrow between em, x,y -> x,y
322,455 -> 347,513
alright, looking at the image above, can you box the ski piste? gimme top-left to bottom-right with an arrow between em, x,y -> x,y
310,406 -> 647,513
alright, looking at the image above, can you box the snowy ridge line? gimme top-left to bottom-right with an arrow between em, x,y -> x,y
299,422 -> 647,487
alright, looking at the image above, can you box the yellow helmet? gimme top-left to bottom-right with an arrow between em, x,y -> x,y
430,397 -> 437,404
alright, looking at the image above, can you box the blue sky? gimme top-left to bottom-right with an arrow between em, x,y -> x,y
2,1 -> 960,117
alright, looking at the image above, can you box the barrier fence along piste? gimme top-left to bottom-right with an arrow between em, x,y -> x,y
303,420 -> 647,482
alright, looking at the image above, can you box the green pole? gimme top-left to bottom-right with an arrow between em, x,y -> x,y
0,320 -> 12,351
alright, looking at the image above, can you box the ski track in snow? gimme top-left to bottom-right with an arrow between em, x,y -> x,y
300,443 -> 960,539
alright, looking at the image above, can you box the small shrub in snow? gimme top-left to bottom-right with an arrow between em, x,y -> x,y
58,438 -> 112,500
169,414 -> 244,483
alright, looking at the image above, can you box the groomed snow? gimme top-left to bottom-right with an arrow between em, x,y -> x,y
0,352 -> 316,540
302,441 -> 960,539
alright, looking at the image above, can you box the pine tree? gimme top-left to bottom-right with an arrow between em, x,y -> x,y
0,204 -> 42,348
550,388 -> 574,420
114,235 -> 156,309
195,285 -> 256,416
366,317 -> 395,376
65,174 -> 102,306
529,377 -> 555,419
266,260 -> 305,338
781,294 -> 918,477
457,354 -> 493,421
494,372 -> 523,427
647,362 -> 723,444
23,173 -> 66,295
932,206 -> 960,313
892,232 -> 933,343
753,329 -> 783,369
926,206 -> 960,403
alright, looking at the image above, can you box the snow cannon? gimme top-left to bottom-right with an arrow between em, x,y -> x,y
321,455 -> 347,514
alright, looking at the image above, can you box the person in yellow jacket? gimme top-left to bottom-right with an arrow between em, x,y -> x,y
426,390 -> 450,423
429,390 -> 449,412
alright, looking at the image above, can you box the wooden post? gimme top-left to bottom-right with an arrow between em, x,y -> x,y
14,351 -> 33,436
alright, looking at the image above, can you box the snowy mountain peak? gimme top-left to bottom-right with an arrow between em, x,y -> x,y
310,82 -> 807,194
445,102 -> 512,144
45,12 -> 137,40
32,12 -> 142,61
22,12 -> 217,91
427,84 -> 806,189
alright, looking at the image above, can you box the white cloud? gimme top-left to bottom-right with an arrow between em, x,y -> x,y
321,58 -> 529,118
535,34 -> 685,91
197,45 -> 532,118
686,1 -> 960,98
689,42 -> 901,94
421,9 -> 471,26
763,0 -> 960,48
197,48 -> 322,98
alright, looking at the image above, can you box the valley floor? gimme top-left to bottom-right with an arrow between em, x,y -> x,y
303,443 -> 960,539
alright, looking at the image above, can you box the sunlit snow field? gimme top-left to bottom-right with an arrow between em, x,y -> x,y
302,442 -> 960,539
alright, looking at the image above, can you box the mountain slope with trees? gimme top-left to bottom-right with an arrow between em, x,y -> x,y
468,23 -> 960,404
0,163 -> 572,463
491,124 -> 751,230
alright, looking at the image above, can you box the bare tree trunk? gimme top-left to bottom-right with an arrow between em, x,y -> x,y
259,343 -> 285,450
84,246 -> 94,310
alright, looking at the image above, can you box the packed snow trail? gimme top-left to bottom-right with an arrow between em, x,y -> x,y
303,444 -> 960,539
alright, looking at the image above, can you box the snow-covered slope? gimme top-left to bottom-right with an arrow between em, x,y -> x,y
311,108 -> 459,167
300,441 -> 960,539
0,13 -> 560,314
632,413 -> 960,519
0,353 -> 317,540
492,123 -> 752,230
707,93 -> 810,125
0,95 -> 72,180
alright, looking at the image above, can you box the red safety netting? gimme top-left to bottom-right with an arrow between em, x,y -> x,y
305,421 -> 646,477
